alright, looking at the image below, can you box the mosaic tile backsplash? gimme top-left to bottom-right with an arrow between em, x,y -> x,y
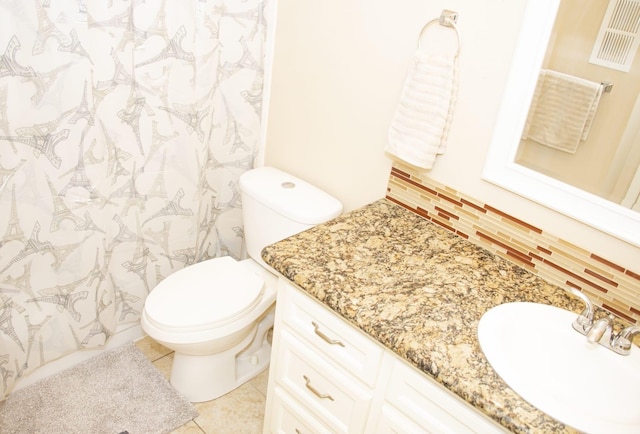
386,163 -> 640,325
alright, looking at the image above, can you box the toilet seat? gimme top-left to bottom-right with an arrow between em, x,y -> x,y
144,256 -> 264,332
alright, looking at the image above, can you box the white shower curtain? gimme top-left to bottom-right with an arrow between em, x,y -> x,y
0,0 -> 268,398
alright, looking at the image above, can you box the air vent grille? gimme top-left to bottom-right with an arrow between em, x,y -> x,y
589,0 -> 640,72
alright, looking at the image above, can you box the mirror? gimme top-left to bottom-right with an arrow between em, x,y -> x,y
516,0 -> 640,210
483,0 -> 640,247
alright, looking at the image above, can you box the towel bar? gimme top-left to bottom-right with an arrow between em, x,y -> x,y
601,81 -> 613,93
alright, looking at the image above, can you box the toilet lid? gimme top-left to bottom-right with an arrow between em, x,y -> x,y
144,256 -> 264,331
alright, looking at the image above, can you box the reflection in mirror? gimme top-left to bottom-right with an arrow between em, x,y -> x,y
482,0 -> 640,246
515,0 -> 640,211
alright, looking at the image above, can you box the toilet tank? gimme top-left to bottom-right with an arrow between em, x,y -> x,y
239,167 -> 343,268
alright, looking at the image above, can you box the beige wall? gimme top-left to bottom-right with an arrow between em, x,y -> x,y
263,0 -> 640,271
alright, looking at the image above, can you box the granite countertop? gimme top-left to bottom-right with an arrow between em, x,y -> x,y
262,198 -> 587,433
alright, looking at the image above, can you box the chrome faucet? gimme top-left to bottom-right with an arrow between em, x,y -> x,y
569,288 -> 639,356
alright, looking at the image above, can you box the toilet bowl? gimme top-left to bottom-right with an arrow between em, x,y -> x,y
141,167 -> 343,402
142,256 -> 277,402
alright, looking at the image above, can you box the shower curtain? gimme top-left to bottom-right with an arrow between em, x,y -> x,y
0,0 -> 268,398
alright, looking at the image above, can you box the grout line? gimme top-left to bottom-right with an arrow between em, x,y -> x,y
192,419 -> 207,434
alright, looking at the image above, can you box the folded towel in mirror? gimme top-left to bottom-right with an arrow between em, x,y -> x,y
522,69 -> 603,153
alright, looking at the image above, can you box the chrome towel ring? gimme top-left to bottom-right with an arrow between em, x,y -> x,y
418,9 -> 461,57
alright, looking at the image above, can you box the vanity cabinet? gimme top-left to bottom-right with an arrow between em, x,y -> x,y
263,279 -> 507,434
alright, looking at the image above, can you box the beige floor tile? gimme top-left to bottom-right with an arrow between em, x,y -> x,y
172,420 -> 206,434
194,380 -> 266,434
152,352 -> 175,380
135,335 -> 172,361
250,368 -> 269,396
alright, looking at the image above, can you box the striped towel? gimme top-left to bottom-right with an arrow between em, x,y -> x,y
385,51 -> 458,169
522,69 -> 602,153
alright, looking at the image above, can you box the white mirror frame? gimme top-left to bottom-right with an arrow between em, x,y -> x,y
482,0 -> 640,247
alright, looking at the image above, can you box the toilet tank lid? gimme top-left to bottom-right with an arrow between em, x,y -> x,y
239,167 -> 343,225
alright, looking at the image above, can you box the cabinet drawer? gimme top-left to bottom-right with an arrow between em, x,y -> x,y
268,386 -> 333,434
279,280 -> 384,387
275,330 -> 372,434
384,358 -> 505,433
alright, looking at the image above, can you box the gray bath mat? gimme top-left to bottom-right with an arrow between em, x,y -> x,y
0,342 -> 198,434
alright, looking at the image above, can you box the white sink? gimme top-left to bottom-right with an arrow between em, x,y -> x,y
478,302 -> 640,434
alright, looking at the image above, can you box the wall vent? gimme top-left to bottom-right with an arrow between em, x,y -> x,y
589,0 -> 640,72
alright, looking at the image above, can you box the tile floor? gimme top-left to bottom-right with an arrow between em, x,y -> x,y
134,336 -> 268,434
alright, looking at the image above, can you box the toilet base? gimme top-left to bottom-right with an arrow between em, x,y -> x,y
169,309 -> 275,403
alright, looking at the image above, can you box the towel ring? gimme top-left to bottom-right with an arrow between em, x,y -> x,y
417,13 -> 461,57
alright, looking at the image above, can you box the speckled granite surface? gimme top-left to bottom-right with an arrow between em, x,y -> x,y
262,199 -> 587,433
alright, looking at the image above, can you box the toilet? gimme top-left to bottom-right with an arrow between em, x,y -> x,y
141,167 -> 343,402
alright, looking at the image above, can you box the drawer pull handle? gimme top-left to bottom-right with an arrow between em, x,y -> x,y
303,375 -> 335,401
312,321 -> 345,347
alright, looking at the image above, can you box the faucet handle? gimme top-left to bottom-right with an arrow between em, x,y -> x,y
568,287 -> 594,333
611,325 -> 640,356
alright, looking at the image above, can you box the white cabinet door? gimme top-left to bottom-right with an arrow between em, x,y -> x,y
269,386 -> 334,434
372,356 -> 506,433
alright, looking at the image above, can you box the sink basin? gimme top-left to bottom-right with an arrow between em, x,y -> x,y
478,302 -> 640,434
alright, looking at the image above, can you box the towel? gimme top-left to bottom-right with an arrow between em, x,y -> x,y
385,50 -> 458,169
522,69 -> 603,153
